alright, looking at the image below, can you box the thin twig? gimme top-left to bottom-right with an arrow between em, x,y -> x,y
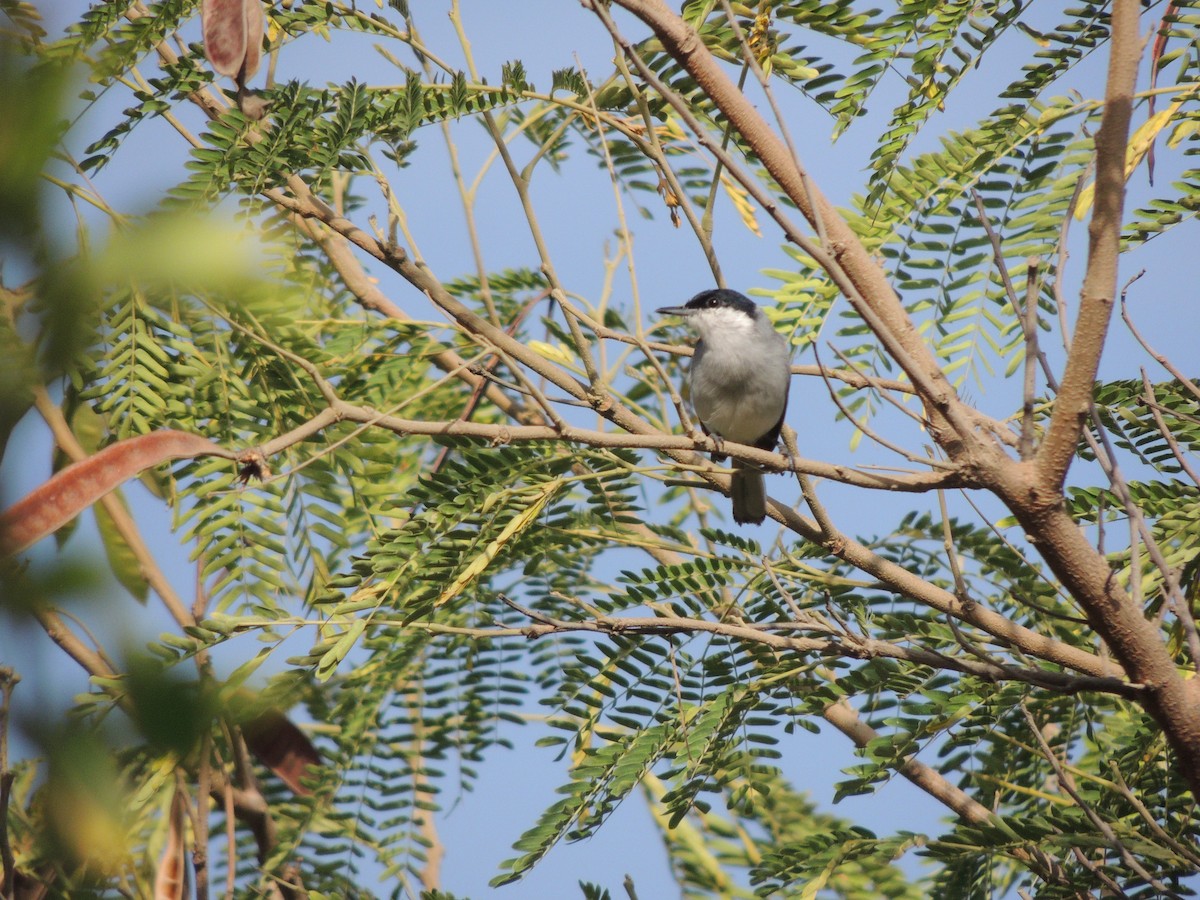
0,667 -> 18,895
1069,846 -> 1128,898
1085,409 -> 1198,668
1139,370 -> 1200,488
448,1 -> 599,386
793,469 -> 837,546
813,341 -> 939,464
825,343 -> 928,428
223,778 -> 237,900
956,491 -> 1088,624
1107,762 -> 1200,868
486,599 -> 1142,697
939,490 -> 1052,668
1021,258 -> 1042,460
1121,284 -> 1200,403
717,0 -> 828,249
608,47 -> 723,284
1021,703 -> 1175,896
31,607 -> 116,679
971,192 -> 1042,460
186,770 -> 209,900
31,386 -> 197,631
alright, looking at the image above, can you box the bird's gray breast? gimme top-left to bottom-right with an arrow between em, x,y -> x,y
689,328 -> 789,444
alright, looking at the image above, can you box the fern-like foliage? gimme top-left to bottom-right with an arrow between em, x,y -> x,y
9,1 -> 1200,898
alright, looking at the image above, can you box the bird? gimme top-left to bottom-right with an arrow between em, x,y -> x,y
656,289 -> 791,525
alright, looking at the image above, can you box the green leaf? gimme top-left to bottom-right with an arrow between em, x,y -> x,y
93,492 -> 148,603
315,619 -> 367,682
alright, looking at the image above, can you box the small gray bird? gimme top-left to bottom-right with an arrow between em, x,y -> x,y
657,289 -> 791,525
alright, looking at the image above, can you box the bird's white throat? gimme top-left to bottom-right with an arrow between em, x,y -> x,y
689,305 -> 759,342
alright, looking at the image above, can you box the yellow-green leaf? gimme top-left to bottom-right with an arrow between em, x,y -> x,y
528,340 -> 574,366
435,483 -> 556,608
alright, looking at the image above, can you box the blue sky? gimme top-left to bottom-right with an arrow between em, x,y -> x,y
4,1 -> 1200,896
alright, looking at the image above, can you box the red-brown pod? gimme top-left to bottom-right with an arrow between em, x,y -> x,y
202,0 -> 264,82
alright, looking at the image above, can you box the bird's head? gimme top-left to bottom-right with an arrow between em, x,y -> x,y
656,289 -> 761,339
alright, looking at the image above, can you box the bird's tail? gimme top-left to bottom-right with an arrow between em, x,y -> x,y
730,461 -> 767,525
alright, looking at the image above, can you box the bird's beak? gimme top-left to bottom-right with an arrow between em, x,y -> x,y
655,305 -> 692,317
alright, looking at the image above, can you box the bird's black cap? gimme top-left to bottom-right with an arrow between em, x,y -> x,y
656,289 -> 758,318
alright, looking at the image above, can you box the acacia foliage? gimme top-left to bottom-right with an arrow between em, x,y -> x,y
2,1 -> 1200,898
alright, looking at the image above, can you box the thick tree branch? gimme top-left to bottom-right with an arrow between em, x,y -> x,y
997,476 -> 1200,794
1122,294 -> 1200,405
1036,0 -> 1141,489
974,0 -> 1200,799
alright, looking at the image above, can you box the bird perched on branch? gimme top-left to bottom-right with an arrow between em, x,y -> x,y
657,289 -> 791,525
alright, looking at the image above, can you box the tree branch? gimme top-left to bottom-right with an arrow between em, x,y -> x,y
491,597 -> 1143,697
594,0 -> 990,458
769,500 -> 1118,679
1035,0 -> 1141,489
262,183 -> 980,501
255,398 -> 966,494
